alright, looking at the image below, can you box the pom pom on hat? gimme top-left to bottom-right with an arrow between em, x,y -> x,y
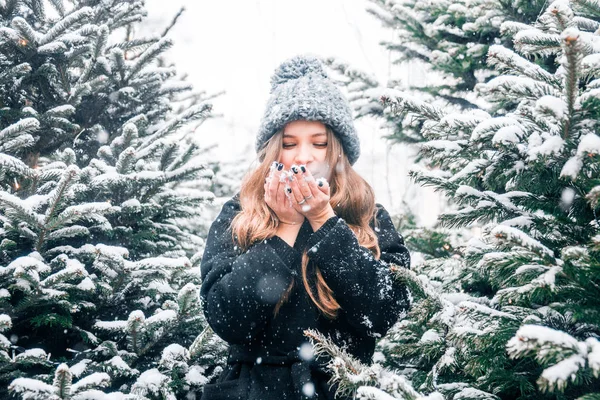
269,55 -> 329,93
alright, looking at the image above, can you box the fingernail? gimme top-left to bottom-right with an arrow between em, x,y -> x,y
318,181 -> 323,187
277,163 -> 283,171
271,161 -> 278,169
300,165 -> 306,173
291,165 -> 298,174
286,187 -> 292,193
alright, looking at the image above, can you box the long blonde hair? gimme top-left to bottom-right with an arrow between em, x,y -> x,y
231,124 -> 381,319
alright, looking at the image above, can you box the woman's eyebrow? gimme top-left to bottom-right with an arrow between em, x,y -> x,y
283,132 -> 327,138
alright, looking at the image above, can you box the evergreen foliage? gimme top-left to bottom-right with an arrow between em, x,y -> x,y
322,0 -> 600,399
325,0 -> 551,145
0,1 -> 227,398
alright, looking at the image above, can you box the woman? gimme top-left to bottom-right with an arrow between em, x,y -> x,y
200,55 -> 411,400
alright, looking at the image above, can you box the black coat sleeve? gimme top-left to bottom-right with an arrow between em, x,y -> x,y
305,204 -> 411,338
200,196 -> 301,344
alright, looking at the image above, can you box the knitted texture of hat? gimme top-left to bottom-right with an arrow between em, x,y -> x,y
256,55 -> 360,165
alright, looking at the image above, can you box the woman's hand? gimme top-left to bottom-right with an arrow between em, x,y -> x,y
288,164 -> 335,228
264,163 -> 304,225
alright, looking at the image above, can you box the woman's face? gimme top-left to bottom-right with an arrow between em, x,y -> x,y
279,120 -> 331,180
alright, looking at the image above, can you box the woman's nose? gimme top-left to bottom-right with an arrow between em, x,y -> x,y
294,145 -> 314,165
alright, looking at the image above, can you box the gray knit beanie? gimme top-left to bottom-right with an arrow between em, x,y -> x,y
256,55 -> 360,165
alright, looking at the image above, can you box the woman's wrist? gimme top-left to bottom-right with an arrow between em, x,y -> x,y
308,206 -> 336,231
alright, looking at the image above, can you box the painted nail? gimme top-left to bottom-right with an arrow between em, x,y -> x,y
286,187 -> 292,193
318,181 -> 323,187
277,163 -> 283,171
300,165 -> 306,173
291,165 -> 298,174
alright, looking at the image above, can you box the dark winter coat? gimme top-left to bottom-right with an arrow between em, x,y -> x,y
199,194 -> 411,400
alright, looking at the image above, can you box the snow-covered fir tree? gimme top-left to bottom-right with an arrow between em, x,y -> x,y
0,1 -> 228,398
325,0 -> 550,144
322,0 -> 600,399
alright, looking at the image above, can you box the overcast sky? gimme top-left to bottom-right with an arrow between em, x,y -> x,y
144,0 -> 442,226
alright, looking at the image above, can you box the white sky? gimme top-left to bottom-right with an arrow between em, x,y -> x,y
144,0 -> 443,226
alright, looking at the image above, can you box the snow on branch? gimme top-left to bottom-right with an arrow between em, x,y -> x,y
0,118 -> 39,143
11,17 -> 42,44
8,377 -> 56,399
487,45 -> 561,88
560,133 -> 600,179
514,30 -> 561,58
478,75 -> 562,102
507,325 -> 600,392
126,38 -> 173,82
490,225 -> 555,260
380,88 -> 446,122
139,103 -> 212,153
538,0 -> 574,33
0,192 -> 44,230
500,21 -> 532,37
40,7 -> 94,45
304,328 -> 434,400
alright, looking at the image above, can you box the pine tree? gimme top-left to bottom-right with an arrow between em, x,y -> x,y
325,0 -> 550,144
0,1 -> 227,398
318,0 -> 600,399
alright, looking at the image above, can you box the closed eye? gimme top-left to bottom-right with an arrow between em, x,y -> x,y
282,143 -> 328,149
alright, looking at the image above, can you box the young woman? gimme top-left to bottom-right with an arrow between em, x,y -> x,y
200,56 -> 411,400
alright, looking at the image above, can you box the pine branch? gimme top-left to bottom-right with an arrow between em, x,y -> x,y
573,16 -> 600,31
48,0 -> 65,18
572,0 -> 600,18
500,21 -> 532,37
53,363 -> 72,399
40,7 -> 94,46
408,168 -> 459,196
125,38 -> 172,82
161,7 -> 185,38
94,24 -> 109,59
487,45 -> 562,89
0,191 -> 43,231
480,75 -> 563,103
115,147 -> 136,174
127,311 -> 144,354
0,62 -> 31,83
514,29 -> 562,58
381,89 -> 446,122
507,325 -> 600,393
323,57 -> 380,88
46,202 -> 113,231
382,42 -> 431,64
538,0 -> 575,32
177,283 -> 197,316
11,17 -> 42,44
43,165 -> 78,226
304,328 -> 428,399
138,103 -> 212,153
30,0 -> 45,20
560,28 -> 584,139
